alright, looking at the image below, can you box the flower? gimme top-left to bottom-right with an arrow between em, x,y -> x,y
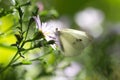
74,7 -> 104,38
37,2 -> 44,12
33,15 -> 66,49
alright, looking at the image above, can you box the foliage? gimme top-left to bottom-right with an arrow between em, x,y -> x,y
0,0 -> 120,80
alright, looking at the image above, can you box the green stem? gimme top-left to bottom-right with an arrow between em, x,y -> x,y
12,46 -> 38,63
11,57 -> 40,67
24,18 -> 33,40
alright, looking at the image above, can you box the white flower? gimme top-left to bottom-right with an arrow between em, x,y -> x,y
33,15 -> 66,49
74,8 -> 104,38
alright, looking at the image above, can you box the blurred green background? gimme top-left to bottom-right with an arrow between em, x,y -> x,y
0,0 -> 120,80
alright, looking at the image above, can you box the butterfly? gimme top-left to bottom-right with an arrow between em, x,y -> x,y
56,28 -> 92,56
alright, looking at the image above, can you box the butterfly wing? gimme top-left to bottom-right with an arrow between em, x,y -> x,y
59,29 -> 91,56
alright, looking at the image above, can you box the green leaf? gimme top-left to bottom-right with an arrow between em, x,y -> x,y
14,34 -> 23,44
21,59 -> 32,65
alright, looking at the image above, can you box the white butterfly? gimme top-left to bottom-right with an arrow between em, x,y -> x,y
56,29 -> 92,56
